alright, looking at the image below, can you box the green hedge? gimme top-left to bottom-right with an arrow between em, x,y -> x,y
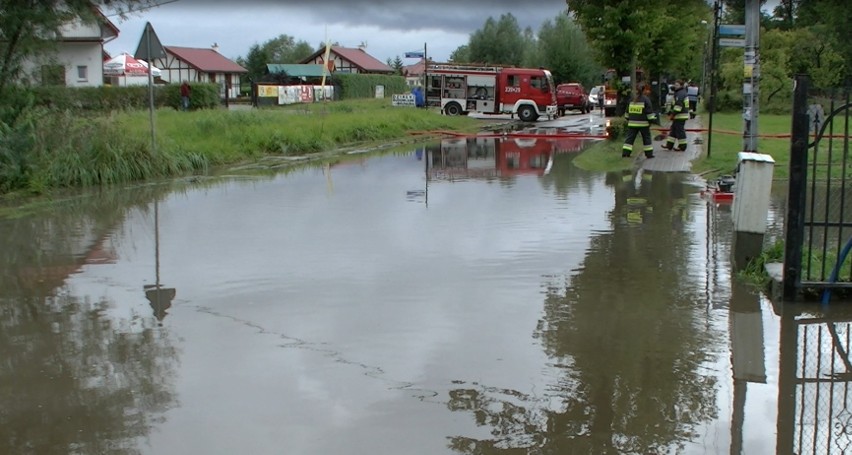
21,83 -> 222,111
335,74 -> 408,99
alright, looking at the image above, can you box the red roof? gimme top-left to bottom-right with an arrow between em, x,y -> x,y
303,46 -> 393,74
403,58 -> 428,76
164,46 -> 247,73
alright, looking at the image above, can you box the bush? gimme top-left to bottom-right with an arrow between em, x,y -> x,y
335,73 -> 408,99
606,117 -> 627,141
25,83 -> 222,112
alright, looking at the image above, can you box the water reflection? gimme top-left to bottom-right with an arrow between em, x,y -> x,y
0,185 -> 179,454
2,142 -> 842,454
776,302 -> 852,454
426,136 -> 588,181
145,201 -> 176,323
446,169 -> 718,454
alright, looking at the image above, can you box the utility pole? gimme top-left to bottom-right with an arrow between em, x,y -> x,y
707,0 -> 721,158
743,0 -> 760,152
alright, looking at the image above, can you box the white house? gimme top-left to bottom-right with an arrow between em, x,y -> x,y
21,7 -> 118,87
149,44 -> 248,99
300,45 -> 394,75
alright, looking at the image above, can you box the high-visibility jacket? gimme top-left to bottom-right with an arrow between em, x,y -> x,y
624,95 -> 657,128
671,87 -> 690,120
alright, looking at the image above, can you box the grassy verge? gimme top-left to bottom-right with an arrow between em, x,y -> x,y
572,111 -> 794,179
694,112 -> 792,179
571,138 -> 634,172
0,99 -> 479,196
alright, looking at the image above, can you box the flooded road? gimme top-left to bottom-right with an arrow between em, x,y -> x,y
0,133 -> 828,455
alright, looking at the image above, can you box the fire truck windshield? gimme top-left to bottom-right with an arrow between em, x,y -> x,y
543,71 -> 555,92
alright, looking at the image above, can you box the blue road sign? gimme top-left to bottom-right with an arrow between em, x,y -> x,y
719,24 -> 746,36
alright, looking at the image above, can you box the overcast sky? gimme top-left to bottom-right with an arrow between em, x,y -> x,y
104,0 -> 569,64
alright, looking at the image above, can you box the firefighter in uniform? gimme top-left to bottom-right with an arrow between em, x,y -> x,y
664,80 -> 690,152
622,83 -> 658,159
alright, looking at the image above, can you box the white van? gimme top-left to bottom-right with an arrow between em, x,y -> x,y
588,85 -> 605,107
664,84 -> 675,113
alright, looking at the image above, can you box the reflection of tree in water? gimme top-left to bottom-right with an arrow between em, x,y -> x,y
447,171 -> 720,454
0,294 -> 179,454
0,185 -> 180,454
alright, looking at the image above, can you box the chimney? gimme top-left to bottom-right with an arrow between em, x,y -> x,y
211,42 -> 219,53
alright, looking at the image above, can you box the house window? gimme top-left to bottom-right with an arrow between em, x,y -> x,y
41,65 -> 65,86
77,65 -> 88,81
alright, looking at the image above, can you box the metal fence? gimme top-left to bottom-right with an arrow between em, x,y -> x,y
784,75 -> 852,300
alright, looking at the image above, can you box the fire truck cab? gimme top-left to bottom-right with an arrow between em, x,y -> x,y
426,64 -> 558,122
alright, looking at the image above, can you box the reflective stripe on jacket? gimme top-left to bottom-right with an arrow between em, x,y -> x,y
624,95 -> 657,128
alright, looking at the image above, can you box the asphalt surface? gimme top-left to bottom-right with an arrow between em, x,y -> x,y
539,109 -> 704,173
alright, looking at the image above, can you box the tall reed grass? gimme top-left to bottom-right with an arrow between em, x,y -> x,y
0,99 -> 477,195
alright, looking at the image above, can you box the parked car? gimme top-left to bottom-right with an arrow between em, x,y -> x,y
587,85 -> 605,110
556,83 -> 589,115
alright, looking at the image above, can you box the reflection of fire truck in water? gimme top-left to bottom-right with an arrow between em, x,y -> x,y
602,68 -> 645,116
426,64 -> 558,122
427,136 -> 586,180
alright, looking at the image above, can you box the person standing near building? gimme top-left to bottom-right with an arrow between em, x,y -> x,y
622,83 -> 658,159
180,81 -> 191,111
686,81 -> 699,118
664,80 -> 690,152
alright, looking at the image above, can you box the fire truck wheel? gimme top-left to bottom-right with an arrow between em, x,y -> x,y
518,105 -> 538,122
444,102 -> 463,116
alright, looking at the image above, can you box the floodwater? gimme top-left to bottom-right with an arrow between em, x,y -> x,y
0,133 -> 842,455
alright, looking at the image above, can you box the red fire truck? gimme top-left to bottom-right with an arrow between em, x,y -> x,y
426,135 -> 588,179
602,68 -> 645,116
425,64 -> 558,122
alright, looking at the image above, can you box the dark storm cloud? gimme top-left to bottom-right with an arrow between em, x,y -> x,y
166,0 -> 565,34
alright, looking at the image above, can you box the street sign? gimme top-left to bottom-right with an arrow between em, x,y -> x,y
134,22 -> 166,60
719,38 -> 746,48
719,24 -> 746,36
392,94 -> 416,107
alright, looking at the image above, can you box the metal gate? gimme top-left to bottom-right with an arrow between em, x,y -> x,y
783,75 -> 852,300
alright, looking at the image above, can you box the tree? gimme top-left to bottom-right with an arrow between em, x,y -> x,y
565,0 -> 710,87
236,34 -> 314,82
254,34 -> 314,64
237,43 -> 270,82
519,26 -> 541,69
719,0 -> 768,24
468,14 -> 525,66
786,0 -> 852,82
388,55 -> 403,75
537,15 -> 599,86
449,45 -> 471,63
